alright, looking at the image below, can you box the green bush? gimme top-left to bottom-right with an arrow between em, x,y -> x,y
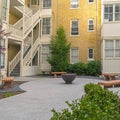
66,62 -> 86,75
73,62 -> 86,75
66,64 -> 75,73
84,82 -> 102,94
50,83 -> 120,120
85,60 -> 101,76
66,61 -> 101,76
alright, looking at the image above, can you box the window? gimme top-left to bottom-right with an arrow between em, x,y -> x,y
2,0 -> 7,21
105,40 -> 120,58
71,0 -> 79,8
0,39 -> 5,69
0,53 -> 5,69
88,48 -> 94,59
71,48 -> 79,63
104,4 -> 120,22
41,44 -> 50,63
104,4 -> 113,21
42,18 -> 51,35
71,20 -> 79,35
115,4 -> 120,21
115,40 -> 120,57
89,0 -> 94,3
88,19 -> 94,31
43,0 -> 51,8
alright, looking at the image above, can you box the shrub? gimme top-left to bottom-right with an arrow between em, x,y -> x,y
85,60 -> 101,76
50,83 -> 120,120
73,62 -> 86,75
66,64 -> 75,73
66,61 -> 101,76
66,62 -> 86,75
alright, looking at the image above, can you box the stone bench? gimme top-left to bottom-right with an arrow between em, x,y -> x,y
102,73 -> 118,80
98,80 -> 120,88
51,72 -> 67,78
2,77 -> 14,89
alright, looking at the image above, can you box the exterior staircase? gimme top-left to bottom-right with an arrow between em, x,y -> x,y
10,62 -> 20,76
8,6 -> 41,76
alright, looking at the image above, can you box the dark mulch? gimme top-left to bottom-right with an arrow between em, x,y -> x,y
0,81 -> 27,99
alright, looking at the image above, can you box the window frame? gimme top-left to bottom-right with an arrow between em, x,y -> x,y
0,38 -> 5,69
70,47 -> 79,64
0,53 -> 5,69
41,44 -> 50,64
42,0 -> 51,9
105,40 -> 120,58
88,48 -> 94,60
104,4 -> 120,22
70,0 -> 79,9
70,19 -> 79,36
88,19 -> 94,31
2,0 -> 7,21
42,17 -> 51,35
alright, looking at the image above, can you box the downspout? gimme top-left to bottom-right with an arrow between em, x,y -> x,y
96,0 -> 98,60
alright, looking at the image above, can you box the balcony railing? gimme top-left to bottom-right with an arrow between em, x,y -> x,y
9,51 -> 21,76
8,24 -> 23,37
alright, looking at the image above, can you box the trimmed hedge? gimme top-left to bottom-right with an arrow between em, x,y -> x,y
50,83 -> 120,120
66,61 -> 101,76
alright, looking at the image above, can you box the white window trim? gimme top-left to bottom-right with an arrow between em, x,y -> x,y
70,0 -> 80,9
88,19 -> 95,32
70,47 -> 79,64
41,44 -> 50,64
103,4 -> 120,23
41,17 -> 51,36
104,40 -> 120,59
42,0 -> 52,9
70,19 -> 80,36
87,48 -> 94,60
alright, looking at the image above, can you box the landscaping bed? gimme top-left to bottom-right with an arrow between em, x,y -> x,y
0,81 -> 27,99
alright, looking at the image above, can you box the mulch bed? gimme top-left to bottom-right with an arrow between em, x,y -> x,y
0,81 -> 27,99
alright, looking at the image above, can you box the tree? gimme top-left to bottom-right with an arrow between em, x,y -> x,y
48,26 -> 70,71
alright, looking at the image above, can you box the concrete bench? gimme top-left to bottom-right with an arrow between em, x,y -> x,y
98,80 -> 120,88
102,73 -> 118,80
51,72 -> 67,78
2,77 -> 14,89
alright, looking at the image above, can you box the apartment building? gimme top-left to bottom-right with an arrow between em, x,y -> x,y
101,0 -> 120,73
0,0 -> 102,77
0,0 -> 52,77
52,0 -> 101,64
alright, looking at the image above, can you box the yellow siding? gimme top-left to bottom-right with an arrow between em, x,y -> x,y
52,0 -> 101,62
8,44 -> 20,61
9,13 -> 19,24
25,0 -> 30,6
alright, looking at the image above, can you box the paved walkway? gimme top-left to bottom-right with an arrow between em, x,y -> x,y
0,76 -> 120,120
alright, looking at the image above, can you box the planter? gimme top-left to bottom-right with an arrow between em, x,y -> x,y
62,73 -> 76,84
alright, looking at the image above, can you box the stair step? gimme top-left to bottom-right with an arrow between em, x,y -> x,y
10,62 -> 20,76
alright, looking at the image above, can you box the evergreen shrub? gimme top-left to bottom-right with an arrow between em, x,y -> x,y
50,83 -> 120,120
